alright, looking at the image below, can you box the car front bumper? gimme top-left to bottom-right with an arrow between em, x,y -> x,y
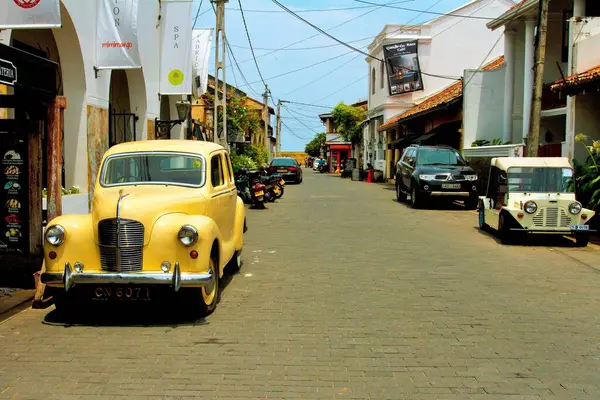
509,228 -> 597,234
41,262 -> 214,292
419,182 -> 478,198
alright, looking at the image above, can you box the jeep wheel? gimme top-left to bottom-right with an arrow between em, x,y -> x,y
396,181 -> 406,202
465,196 -> 478,210
575,234 -> 590,247
499,214 -> 514,245
478,201 -> 489,230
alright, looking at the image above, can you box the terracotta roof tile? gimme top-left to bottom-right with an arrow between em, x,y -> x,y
379,56 -> 505,131
551,64 -> 600,91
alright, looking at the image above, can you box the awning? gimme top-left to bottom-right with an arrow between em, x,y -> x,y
551,64 -> 600,97
389,132 -> 438,149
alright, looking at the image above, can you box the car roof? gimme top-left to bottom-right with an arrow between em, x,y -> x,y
272,157 -> 295,160
492,157 -> 572,170
103,140 -> 225,157
410,145 -> 456,150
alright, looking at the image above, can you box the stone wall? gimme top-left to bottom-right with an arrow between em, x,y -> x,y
86,105 -> 109,204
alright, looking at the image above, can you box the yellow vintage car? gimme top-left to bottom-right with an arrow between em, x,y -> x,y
41,140 -> 246,316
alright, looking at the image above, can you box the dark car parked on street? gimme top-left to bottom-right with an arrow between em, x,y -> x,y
269,157 -> 303,184
395,145 -> 478,209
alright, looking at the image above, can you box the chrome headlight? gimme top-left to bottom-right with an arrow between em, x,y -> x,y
45,225 -> 65,246
465,175 -> 478,181
524,201 -> 538,214
419,174 -> 436,181
178,225 -> 198,246
569,202 -> 582,215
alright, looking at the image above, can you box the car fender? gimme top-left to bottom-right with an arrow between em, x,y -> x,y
44,214 -> 98,273
233,196 -> 245,252
150,213 -> 224,276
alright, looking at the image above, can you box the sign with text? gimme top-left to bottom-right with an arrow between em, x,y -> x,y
0,0 -> 61,29
96,0 -> 141,69
159,0 -> 193,95
0,59 -> 17,86
192,28 -> 212,97
383,40 -> 424,96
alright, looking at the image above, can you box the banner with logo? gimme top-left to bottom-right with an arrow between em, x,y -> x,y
159,0 -> 193,95
192,29 -> 212,97
96,0 -> 141,69
383,40 -> 424,96
0,0 -> 61,29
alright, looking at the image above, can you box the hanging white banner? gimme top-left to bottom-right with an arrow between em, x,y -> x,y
159,0 -> 193,95
192,29 -> 212,97
0,0 -> 61,29
96,0 -> 141,70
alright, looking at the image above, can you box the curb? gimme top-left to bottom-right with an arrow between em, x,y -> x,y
0,289 -> 34,323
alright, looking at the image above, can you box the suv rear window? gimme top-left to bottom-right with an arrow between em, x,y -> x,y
417,148 -> 465,166
271,158 -> 296,167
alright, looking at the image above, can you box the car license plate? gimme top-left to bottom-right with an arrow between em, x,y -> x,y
277,169 -> 287,173
571,224 -> 590,231
442,183 -> 461,189
256,190 -> 264,196
93,286 -> 150,301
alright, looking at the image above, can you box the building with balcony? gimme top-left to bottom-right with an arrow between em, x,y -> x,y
462,0 -> 600,162
363,0 -> 514,179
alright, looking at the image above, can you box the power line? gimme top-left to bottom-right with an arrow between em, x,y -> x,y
229,36 -> 374,52
352,0 -> 512,20
192,0 -> 205,29
281,105 -> 320,134
312,73 -> 368,104
223,3 -> 415,13
281,120 -> 309,140
284,101 -> 337,109
237,0 -> 267,86
270,0 -> 461,81
284,107 -> 326,119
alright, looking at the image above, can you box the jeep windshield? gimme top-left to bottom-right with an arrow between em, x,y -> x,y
101,152 -> 205,187
417,148 -> 466,166
507,167 -> 574,193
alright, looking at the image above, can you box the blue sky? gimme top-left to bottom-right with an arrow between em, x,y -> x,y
192,0 -> 480,151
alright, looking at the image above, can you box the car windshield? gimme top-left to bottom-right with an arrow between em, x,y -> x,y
101,152 -> 205,187
271,158 -> 296,167
417,148 -> 465,166
507,167 -> 574,193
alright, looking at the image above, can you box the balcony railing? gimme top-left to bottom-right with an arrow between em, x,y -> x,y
542,83 -> 567,110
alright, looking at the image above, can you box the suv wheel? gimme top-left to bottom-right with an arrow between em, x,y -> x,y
396,180 -> 406,202
411,186 -> 421,209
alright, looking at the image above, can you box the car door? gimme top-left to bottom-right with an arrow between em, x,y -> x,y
209,152 -> 235,244
223,152 -> 238,236
401,149 -> 415,189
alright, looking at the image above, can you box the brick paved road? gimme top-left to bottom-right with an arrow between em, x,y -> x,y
2,172 -> 600,399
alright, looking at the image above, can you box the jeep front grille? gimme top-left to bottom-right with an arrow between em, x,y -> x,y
532,207 -> 570,228
98,218 -> 144,272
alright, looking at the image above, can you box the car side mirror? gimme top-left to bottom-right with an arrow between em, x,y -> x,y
465,160 -> 470,166
498,174 -> 507,184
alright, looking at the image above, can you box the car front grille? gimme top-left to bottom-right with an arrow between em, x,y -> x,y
98,218 -> 144,272
532,207 -> 570,228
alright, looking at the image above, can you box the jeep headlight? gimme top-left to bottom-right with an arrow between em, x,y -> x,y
178,225 -> 198,246
419,174 -> 436,181
569,202 -> 582,215
524,201 -> 538,214
465,175 -> 478,181
45,225 -> 65,246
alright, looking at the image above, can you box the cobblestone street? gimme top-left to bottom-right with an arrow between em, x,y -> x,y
2,171 -> 600,399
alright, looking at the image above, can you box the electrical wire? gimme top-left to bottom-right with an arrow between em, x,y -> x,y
223,3 -> 415,14
352,0 -> 516,20
281,120 -> 309,140
285,101 -> 337,109
312,73 -> 369,104
192,0 -> 204,29
270,0 -> 461,81
237,0 -> 267,86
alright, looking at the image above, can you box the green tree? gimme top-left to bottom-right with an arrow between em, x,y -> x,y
331,102 -> 366,145
305,132 -> 326,157
205,89 -> 262,139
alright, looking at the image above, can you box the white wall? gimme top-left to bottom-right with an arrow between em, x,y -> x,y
463,67 -> 506,147
574,92 -> 600,163
576,21 -> 600,72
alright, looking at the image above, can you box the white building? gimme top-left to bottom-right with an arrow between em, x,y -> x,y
363,0 -> 515,177
0,0 -> 192,211
462,0 -> 600,163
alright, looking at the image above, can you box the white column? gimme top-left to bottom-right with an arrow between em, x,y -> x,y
503,29 -> 516,144
566,0 -> 586,159
522,20 -> 535,142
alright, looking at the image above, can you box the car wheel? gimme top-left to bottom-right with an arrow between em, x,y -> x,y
186,255 -> 219,317
226,250 -> 243,274
575,234 -> 590,247
396,181 -> 406,202
499,213 -> 514,245
478,201 -> 489,230
411,186 -> 421,209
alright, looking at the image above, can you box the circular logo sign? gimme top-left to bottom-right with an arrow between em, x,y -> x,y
14,0 -> 41,8
168,69 -> 184,86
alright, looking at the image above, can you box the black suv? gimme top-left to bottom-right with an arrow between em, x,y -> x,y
395,145 -> 478,209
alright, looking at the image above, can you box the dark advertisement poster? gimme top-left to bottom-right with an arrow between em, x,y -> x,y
0,136 -> 28,254
383,40 -> 424,96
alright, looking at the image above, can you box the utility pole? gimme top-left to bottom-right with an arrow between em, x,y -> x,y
212,0 -> 228,148
263,85 -> 269,150
276,100 -> 289,157
526,0 -> 549,157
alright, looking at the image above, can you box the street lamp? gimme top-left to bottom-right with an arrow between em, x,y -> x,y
155,100 -> 192,139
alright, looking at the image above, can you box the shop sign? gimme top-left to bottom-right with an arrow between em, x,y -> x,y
96,0 -> 142,69
0,59 -> 17,86
192,28 -> 212,97
0,0 -> 61,29
0,139 -> 29,254
159,0 -> 193,95
383,40 -> 425,96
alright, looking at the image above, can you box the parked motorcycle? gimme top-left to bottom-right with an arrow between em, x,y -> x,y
318,161 -> 328,174
259,166 -> 281,202
237,169 -> 266,209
